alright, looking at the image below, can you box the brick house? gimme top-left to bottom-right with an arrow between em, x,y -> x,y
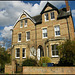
11,1 -> 74,65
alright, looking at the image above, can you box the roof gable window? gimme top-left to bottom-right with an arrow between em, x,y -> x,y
24,19 -> 27,27
45,13 -> 49,22
51,12 -> 55,20
20,20 -> 23,28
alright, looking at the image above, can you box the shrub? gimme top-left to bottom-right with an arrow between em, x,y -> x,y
57,40 -> 75,66
22,58 -> 37,66
39,57 -> 51,66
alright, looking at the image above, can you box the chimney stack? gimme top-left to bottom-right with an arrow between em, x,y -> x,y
65,0 -> 70,11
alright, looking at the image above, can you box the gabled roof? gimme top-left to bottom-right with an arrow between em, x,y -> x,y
40,2 -> 59,14
13,10 -> 36,28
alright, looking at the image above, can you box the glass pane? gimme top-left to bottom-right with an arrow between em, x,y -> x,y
52,45 -> 54,50
56,51 -> 58,55
27,32 -> 30,40
52,51 -> 55,55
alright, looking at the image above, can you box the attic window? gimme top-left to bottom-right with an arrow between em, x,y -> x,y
45,13 -> 49,21
20,20 -> 23,28
24,19 -> 27,27
51,12 -> 55,20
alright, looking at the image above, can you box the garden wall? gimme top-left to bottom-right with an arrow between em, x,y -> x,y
23,66 -> 75,74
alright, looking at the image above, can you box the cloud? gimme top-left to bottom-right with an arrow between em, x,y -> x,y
1,26 -> 13,39
0,1 -> 65,26
72,10 -> 75,17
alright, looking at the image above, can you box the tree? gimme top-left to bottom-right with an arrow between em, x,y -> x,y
0,47 -> 11,72
57,40 -> 75,66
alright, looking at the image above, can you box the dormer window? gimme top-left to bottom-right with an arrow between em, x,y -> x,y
24,19 -> 27,27
51,12 -> 55,20
45,13 -> 49,21
20,20 -> 23,28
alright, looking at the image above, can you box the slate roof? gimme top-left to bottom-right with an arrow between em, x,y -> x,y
32,7 -> 71,25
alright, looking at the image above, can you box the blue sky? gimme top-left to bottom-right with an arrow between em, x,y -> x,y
0,1 -> 75,49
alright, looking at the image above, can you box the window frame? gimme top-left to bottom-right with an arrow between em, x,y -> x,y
15,48 -> 20,58
20,20 -> 23,28
26,31 -> 30,41
44,13 -> 49,22
24,19 -> 27,27
42,28 -> 47,38
22,48 -> 26,58
50,12 -> 55,20
51,44 -> 59,57
54,25 -> 60,37
18,33 -> 21,42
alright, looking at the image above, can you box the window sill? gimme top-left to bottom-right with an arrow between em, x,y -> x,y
42,37 -> 48,39
26,39 -> 30,41
24,25 -> 27,27
51,56 -> 59,58
18,41 -> 21,42
55,35 -> 60,37
51,19 -> 55,20
15,57 -> 20,58
45,20 -> 49,22
20,27 -> 23,28
22,57 -> 26,59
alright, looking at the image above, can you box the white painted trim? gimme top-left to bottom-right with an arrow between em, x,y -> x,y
50,12 -> 55,20
51,44 -> 59,58
22,48 -> 26,58
15,48 -> 20,58
42,28 -> 48,39
26,31 -> 30,41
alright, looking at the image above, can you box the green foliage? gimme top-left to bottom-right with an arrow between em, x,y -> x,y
0,47 -> 11,72
39,57 -> 51,66
22,58 -> 37,66
57,40 -> 75,66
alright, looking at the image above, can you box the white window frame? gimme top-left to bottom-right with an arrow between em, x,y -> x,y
15,48 -> 20,58
51,44 -> 59,57
20,20 -> 23,28
24,19 -> 27,27
22,48 -> 26,58
54,25 -> 60,37
44,13 -> 49,22
26,31 -> 30,41
42,28 -> 47,38
50,12 -> 55,20
18,33 -> 21,42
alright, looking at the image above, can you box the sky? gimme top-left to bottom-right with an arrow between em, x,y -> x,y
0,1 -> 75,49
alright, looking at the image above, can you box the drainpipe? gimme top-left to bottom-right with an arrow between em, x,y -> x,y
35,24 -> 37,59
66,17 -> 70,40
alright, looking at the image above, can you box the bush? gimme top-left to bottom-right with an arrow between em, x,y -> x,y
57,40 -> 75,66
22,58 -> 37,66
39,57 -> 51,66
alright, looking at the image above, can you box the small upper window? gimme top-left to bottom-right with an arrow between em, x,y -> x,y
45,13 -> 49,21
54,26 -> 60,36
20,20 -> 23,28
51,12 -> 55,20
26,31 -> 30,41
42,28 -> 47,38
22,48 -> 26,58
18,33 -> 21,42
24,19 -> 27,27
